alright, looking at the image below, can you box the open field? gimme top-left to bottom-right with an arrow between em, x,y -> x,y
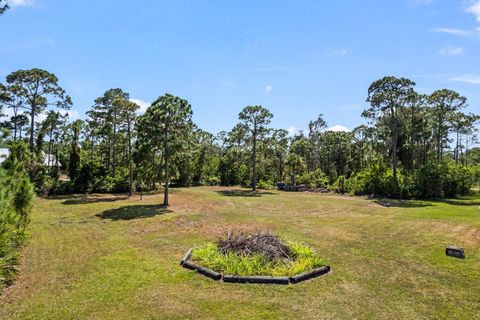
1,187 -> 479,320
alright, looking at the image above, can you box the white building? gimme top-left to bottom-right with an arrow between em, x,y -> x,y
43,153 -> 59,168
0,148 -> 59,167
0,147 -> 10,164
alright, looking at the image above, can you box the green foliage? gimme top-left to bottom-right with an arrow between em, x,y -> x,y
415,162 -> 477,198
2,69 -> 479,201
136,93 -> 194,205
238,105 -> 273,191
343,161 -> 479,199
333,175 -> 347,194
68,120 -> 82,182
349,163 -> 390,196
191,241 -> 326,277
0,0 -> 8,15
206,176 -> 220,186
0,160 -> 35,289
297,169 -> 329,188
6,69 -> 72,151
256,180 -> 273,190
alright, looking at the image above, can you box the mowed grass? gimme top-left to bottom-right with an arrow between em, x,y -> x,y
0,187 -> 479,319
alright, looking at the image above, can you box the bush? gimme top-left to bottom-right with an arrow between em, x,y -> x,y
415,162 -> 445,198
0,159 -> 35,289
257,180 -> 273,190
206,176 -> 220,186
415,162 -> 477,198
332,175 -> 347,194
297,169 -> 329,189
345,161 -> 478,199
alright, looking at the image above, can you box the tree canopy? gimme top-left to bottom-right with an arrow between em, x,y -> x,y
1,69 -> 479,200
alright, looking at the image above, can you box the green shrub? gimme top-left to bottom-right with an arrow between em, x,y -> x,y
333,175 -> 347,194
206,176 -> 220,186
415,162 -> 445,198
0,159 -> 35,289
257,180 -> 273,190
297,169 -> 329,188
346,161 -> 478,199
414,162 -> 477,198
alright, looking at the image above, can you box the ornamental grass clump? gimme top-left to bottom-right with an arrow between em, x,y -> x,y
190,231 -> 327,277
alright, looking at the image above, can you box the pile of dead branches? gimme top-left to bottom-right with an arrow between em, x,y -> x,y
217,232 -> 294,261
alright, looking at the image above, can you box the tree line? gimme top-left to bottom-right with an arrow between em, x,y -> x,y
1,69 -> 480,205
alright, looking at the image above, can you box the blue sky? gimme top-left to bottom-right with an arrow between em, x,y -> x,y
1,0 -> 480,135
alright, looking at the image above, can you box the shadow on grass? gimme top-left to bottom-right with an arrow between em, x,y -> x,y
216,190 -> 276,197
442,199 -> 480,206
96,204 -> 172,221
373,199 -> 433,208
61,195 -> 129,205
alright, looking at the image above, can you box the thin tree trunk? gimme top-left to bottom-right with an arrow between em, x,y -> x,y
392,133 -> 398,181
48,129 -> 54,174
252,128 -> 257,192
455,131 -> 460,163
127,115 -> 133,196
29,104 -> 35,151
112,118 -> 116,178
163,127 -> 169,206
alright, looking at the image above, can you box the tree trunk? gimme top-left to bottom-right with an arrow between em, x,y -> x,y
29,103 -> 35,151
127,115 -> 133,196
437,114 -> 443,161
112,119 -> 116,178
48,129 -> 53,174
392,131 -> 398,181
163,127 -> 169,206
455,131 -> 460,164
252,128 -> 257,192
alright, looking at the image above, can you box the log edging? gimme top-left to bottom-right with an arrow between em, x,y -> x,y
180,248 -> 330,285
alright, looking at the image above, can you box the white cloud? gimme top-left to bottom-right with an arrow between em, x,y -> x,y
0,109 -> 82,123
6,0 -> 34,7
437,46 -> 464,56
36,112 -> 47,123
287,126 -> 307,136
59,109 -> 81,121
432,2 -> 480,36
130,98 -> 150,114
327,49 -> 348,57
467,0 -> 480,30
287,126 -> 296,136
450,74 -> 480,85
326,125 -> 350,132
431,27 -> 472,36
264,85 -> 273,93
0,107 -> 14,120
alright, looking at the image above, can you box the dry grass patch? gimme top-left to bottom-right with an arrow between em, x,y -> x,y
1,187 -> 480,320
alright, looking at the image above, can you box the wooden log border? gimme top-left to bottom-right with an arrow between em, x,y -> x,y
223,275 -> 289,285
180,248 -> 193,266
289,266 -> 331,284
180,248 -> 331,285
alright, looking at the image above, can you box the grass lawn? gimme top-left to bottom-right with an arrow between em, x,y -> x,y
1,187 -> 479,319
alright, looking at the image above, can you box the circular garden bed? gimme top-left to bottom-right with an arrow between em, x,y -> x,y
180,232 -> 330,285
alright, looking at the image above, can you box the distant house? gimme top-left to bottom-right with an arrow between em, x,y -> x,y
42,152 -> 59,168
0,147 -> 10,164
0,148 -> 59,167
